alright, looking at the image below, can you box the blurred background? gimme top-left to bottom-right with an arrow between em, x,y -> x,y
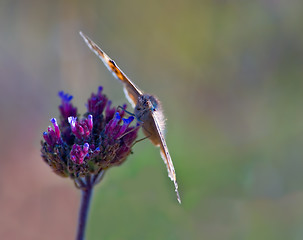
1,0 -> 303,239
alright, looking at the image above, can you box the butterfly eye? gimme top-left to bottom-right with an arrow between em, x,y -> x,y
136,107 -> 141,111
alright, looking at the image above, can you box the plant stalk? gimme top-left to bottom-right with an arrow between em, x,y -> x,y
76,179 -> 93,240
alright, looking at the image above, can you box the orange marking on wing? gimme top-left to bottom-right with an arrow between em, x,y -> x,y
107,60 -> 125,81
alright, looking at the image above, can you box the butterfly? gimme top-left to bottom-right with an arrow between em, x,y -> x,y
79,32 -> 181,204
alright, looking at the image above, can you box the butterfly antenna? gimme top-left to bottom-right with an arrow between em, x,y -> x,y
117,105 -> 135,116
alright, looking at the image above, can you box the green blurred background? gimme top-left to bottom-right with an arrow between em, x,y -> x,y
1,0 -> 303,239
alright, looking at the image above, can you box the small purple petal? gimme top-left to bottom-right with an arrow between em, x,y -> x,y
68,116 -> 77,131
43,132 -> 51,145
70,144 -> 89,164
111,113 -> 121,127
87,87 -> 108,116
87,115 -> 93,131
78,125 -> 84,135
83,143 -> 89,151
98,86 -> 103,94
68,116 -> 93,140
105,100 -> 116,122
43,118 -> 63,149
59,91 -> 73,102
58,91 -> 77,121
115,116 -> 134,138
107,100 -> 112,109
50,118 -> 60,138
126,116 -> 134,123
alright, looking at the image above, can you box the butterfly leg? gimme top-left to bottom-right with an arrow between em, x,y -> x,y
117,124 -> 141,140
117,121 -> 151,146
131,135 -> 150,147
130,125 -> 153,147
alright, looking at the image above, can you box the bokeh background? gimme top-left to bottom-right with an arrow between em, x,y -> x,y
1,0 -> 303,239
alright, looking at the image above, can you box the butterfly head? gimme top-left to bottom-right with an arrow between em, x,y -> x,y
134,94 -> 159,121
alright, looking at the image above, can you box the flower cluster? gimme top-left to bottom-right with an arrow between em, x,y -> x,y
41,86 -> 139,180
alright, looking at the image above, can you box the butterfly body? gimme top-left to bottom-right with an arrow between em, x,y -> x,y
134,94 -> 163,145
80,32 -> 181,203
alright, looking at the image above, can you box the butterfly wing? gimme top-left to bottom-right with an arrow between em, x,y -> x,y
150,110 -> 181,204
79,32 -> 142,107
80,32 -> 180,203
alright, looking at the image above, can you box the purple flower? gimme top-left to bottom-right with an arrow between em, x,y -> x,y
58,91 -> 77,121
41,87 -> 139,180
68,115 -> 93,140
70,143 -> 90,164
43,118 -> 62,151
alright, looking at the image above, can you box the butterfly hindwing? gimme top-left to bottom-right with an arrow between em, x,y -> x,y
151,110 -> 181,203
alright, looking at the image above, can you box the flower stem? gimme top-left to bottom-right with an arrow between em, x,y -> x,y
76,178 -> 93,240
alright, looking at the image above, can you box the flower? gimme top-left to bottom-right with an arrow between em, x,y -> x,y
41,86 -> 139,182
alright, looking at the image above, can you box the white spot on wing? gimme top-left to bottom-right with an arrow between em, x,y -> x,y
123,87 -> 136,108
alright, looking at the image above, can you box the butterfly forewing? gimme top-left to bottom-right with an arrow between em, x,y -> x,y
79,31 -> 142,107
